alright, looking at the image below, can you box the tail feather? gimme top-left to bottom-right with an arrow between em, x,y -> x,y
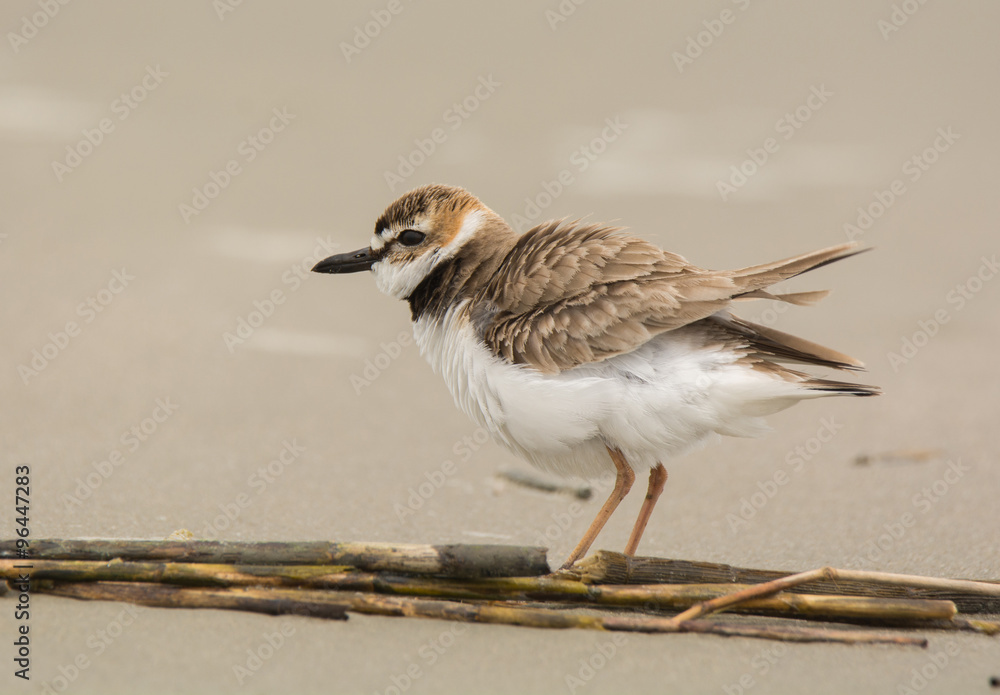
745,359 -> 882,399
803,376 -> 882,397
735,289 -> 831,306
733,241 -> 870,292
710,241 -> 880,399
714,314 -> 866,371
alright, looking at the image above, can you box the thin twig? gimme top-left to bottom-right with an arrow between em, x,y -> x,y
667,567 -> 836,625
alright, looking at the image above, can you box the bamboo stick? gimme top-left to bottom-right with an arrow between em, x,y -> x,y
36,580 -> 926,646
0,539 -> 549,578
575,552 -> 1000,613
662,566 -> 992,631
667,567 -> 835,625
0,559 -> 356,587
37,580 -> 348,620
6,541 -> 994,641
2,559 -> 957,626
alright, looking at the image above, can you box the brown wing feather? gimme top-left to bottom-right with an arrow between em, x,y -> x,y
708,314 -> 865,371
476,221 -> 865,374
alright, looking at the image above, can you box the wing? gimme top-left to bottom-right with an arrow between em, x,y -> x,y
472,220 -> 864,374
473,221 -> 732,373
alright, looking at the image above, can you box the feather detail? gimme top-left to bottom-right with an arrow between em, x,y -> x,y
477,222 -> 868,375
734,289 -> 831,306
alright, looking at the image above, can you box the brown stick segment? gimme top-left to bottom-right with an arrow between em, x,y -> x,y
0,539 -> 549,578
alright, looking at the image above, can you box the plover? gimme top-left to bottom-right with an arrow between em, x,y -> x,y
313,184 -> 879,569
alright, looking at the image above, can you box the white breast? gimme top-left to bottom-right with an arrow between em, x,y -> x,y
413,303 -> 801,478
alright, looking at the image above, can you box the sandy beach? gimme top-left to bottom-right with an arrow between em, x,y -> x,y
2,2 -> 998,692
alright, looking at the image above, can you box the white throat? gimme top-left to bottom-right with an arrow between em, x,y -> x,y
372,248 -> 443,300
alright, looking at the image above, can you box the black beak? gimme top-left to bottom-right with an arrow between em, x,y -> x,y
312,247 -> 376,274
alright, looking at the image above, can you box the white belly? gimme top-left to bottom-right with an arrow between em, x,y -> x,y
413,304 -> 799,478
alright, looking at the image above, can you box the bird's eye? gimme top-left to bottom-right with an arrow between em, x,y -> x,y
398,229 -> 425,246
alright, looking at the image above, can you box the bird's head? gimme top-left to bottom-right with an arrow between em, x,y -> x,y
312,184 -> 510,301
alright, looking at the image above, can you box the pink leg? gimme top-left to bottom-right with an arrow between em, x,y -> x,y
560,446 -> 635,570
623,463 -> 668,557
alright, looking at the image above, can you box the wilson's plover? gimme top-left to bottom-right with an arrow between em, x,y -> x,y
314,184 -> 879,569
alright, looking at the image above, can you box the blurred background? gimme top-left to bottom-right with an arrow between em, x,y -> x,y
2,2 -> 998,693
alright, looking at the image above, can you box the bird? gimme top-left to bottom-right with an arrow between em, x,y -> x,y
312,183 -> 880,570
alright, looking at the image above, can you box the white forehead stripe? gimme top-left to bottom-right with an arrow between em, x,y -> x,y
370,229 -> 393,252
441,209 -> 485,258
